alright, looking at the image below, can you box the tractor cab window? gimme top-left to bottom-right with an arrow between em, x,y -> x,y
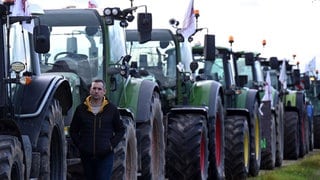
210,58 -> 225,86
237,57 -> 253,87
39,26 -> 103,86
126,39 -> 176,88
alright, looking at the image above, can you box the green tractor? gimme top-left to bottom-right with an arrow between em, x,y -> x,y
234,52 -> 285,169
38,7 -> 165,179
192,44 -> 261,179
125,30 -> 225,179
268,57 -> 310,160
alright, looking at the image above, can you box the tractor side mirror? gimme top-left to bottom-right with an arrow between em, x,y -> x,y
33,25 -> 50,53
137,13 -> 152,43
244,52 -> 254,65
203,34 -> 215,61
269,57 -> 279,69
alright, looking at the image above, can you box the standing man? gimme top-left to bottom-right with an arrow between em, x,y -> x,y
70,79 -> 125,180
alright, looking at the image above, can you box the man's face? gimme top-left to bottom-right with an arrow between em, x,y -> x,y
90,82 -> 106,101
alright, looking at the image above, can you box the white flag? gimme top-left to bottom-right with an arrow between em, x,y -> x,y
11,0 -> 34,33
305,56 -> 316,75
11,0 -> 27,16
262,71 -> 273,105
279,60 -> 287,89
88,0 -> 98,8
180,0 -> 196,40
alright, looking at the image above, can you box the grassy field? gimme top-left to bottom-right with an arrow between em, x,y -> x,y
249,149 -> 320,180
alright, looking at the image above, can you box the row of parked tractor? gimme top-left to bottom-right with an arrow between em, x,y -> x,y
1,1 -> 319,179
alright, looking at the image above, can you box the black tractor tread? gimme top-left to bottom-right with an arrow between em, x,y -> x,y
284,111 -> 299,160
309,115 -> 314,151
249,101 -> 261,177
137,92 -> 165,180
166,113 -> 209,180
313,116 -> 320,148
112,116 -> 138,180
36,99 -> 66,180
275,102 -> 284,167
225,115 -> 249,180
208,96 -> 225,180
0,135 -> 24,180
261,113 -> 276,170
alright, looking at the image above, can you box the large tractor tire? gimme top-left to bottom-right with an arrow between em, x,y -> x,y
299,111 -> 307,158
112,116 -> 138,180
260,113 -> 276,170
249,101 -> 261,177
275,102 -> 284,167
0,135 -> 24,180
137,92 -> 165,180
308,116 -> 314,151
225,115 -> 250,180
166,114 -> 209,180
284,111 -> 299,160
36,99 -> 66,180
208,96 -> 225,180
304,113 -> 310,155
313,115 -> 320,148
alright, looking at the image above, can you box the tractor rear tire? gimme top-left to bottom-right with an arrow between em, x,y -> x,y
249,101 -> 261,177
309,116 -> 314,151
36,99 -> 66,180
137,92 -> 165,180
225,115 -> 250,180
112,116 -> 138,180
261,113 -> 276,170
166,113 -> 209,180
313,115 -> 320,148
284,111 -> 299,160
299,111 -> 307,158
208,96 -> 225,180
0,135 -> 24,180
275,102 -> 284,167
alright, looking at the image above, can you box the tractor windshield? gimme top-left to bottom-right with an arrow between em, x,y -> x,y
38,9 -> 126,89
237,58 -> 264,87
38,25 -> 103,85
125,29 -> 179,88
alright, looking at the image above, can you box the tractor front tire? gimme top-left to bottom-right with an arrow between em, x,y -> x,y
112,116 -> 138,180
0,135 -> 24,180
36,99 -> 66,180
166,113 -> 209,180
225,115 -> 250,180
137,92 -> 165,180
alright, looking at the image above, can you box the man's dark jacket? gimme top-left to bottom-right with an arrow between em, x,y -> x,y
70,96 -> 125,158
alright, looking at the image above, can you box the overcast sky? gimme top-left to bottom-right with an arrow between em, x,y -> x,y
30,0 -> 320,72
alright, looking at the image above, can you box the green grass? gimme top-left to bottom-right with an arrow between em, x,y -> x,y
249,150 -> 320,180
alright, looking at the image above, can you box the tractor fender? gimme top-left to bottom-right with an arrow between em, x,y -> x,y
122,79 -> 159,123
136,79 -> 159,122
189,80 -> 223,118
15,75 -> 72,118
226,108 -> 251,121
245,88 -> 260,115
14,75 -> 72,147
169,106 -> 209,119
